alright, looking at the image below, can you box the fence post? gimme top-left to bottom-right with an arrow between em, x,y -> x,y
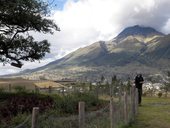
110,98 -> 115,128
96,85 -> 99,99
135,89 -> 139,114
123,92 -> 128,125
130,87 -> 134,121
131,86 -> 136,120
34,85 -> 39,93
48,86 -> 52,94
62,87 -> 65,96
31,107 -> 39,128
117,94 -> 122,124
9,84 -> 11,92
79,101 -> 85,128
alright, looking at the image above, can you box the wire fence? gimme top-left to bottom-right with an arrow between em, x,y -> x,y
13,115 -> 31,128
12,86 -> 138,128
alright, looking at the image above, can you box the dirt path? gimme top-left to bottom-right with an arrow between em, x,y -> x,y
127,97 -> 170,128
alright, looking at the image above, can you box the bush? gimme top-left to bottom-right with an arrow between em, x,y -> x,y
158,92 -> 163,98
0,92 -> 105,128
9,113 -> 30,127
13,86 -> 27,93
143,92 -> 147,97
52,92 -> 103,115
0,87 -> 5,93
0,93 -> 54,120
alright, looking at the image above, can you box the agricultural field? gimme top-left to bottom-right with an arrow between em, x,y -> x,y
0,78 -> 66,92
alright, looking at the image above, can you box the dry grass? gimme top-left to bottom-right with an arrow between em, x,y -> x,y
34,81 -> 66,88
0,78 -> 65,91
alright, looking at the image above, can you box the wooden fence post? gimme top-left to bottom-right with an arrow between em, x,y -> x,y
135,89 -> 139,114
96,85 -> 99,99
48,86 -> 52,94
131,86 -> 136,120
34,85 -> 39,93
130,87 -> 134,121
62,87 -> 65,96
110,98 -> 115,128
118,95 -> 122,124
123,92 -> 128,125
31,107 -> 39,128
9,84 -> 11,92
79,101 -> 85,128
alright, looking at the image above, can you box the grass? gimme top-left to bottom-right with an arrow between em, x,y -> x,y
126,97 -> 170,128
0,91 -> 106,128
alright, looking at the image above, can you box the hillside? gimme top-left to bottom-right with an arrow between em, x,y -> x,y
7,25 -> 170,80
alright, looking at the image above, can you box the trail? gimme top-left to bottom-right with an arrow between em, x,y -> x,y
128,97 -> 170,128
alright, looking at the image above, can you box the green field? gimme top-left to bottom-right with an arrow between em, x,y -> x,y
126,97 -> 170,128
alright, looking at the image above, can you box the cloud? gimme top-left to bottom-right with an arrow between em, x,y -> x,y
1,0 -> 170,75
50,0 -> 170,49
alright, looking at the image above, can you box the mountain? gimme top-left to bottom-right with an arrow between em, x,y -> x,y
115,25 -> 164,42
9,25 -> 170,80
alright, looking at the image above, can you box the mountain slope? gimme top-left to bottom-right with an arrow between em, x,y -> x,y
11,25 -> 170,80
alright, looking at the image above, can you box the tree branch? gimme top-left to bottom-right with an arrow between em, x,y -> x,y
11,27 -> 29,42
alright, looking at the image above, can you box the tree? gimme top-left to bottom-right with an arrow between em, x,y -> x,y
111,75 -> 120,96
167,71 -> 170,77
161,83 -> 170,97
0,0 -> 60,68
111,75 -> 117,85
100,75 -> 105,83
125,77 -> 131,92
161,71 -> 170,97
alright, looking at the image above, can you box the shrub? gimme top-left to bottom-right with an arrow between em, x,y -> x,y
158,92 -> 163,98
9,113 -> 30,127
142,92 -> 147,97
0,93 -> 54,120
13,86 -> 27,93
0,87 -> 5,93
52,92 -> 103,115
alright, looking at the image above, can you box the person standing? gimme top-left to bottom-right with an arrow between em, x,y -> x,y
135,74 -> 144,106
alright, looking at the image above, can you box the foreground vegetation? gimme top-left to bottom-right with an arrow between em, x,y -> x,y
0,91 -> 106,128
126,97 -> 170,128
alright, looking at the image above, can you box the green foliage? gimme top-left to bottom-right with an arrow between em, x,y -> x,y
167,71 -> 170,77
101,75 -> 105,83
0,92 -> 15,101
160,82 -> 170,97
0,0 -> 59,67
53,92 -> 102,114
0,87 -> 5,93
0,92 -> 104,128
111,75 -> 122,96
111,75 -> 117,84
9,113 -> 30,127
36,93 -> 106,128
13,86 -> 27,93
157,92 -> 162,98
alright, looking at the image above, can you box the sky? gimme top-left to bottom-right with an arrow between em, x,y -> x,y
1,0 -> 170,75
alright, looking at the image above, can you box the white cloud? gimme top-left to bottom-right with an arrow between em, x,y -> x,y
162,18 -> 170,34
1,0 -> 170,75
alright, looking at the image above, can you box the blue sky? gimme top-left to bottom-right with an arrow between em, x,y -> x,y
49,0 -> 78,10
52,0 -> 67,10
1,0 -> 170,75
